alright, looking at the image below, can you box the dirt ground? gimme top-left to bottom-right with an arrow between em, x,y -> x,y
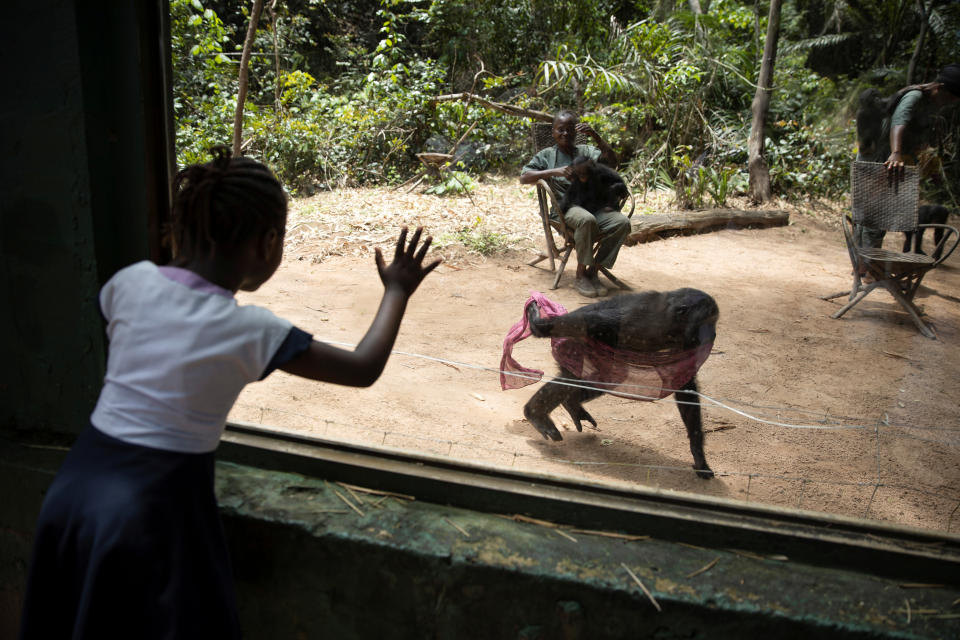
230,177 -> 960,533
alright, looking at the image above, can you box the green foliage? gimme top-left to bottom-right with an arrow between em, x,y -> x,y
537,45 -> 635,97
651,145 -> 746,209
432,98 -> 532,170
170,0 -> 237,166
532,2 -> 767,197
420,0 -> 638,85
435,217 -> 508,255
168,0 -> 960,206
766,119 -> 852,200
424,170 -> 477,196
703,165 -> 742,207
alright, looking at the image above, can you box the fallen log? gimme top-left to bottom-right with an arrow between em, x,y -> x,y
625,208 -> 789,245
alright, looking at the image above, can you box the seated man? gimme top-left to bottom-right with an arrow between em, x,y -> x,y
520,110 -> 631,298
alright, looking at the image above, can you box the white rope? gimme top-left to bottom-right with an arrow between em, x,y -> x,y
319,338 -> 960,437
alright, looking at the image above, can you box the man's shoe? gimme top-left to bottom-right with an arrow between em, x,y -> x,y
576,277 -> 598,298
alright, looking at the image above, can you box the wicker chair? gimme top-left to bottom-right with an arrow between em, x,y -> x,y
526,122 -> 635,290
822,161 -> 959,338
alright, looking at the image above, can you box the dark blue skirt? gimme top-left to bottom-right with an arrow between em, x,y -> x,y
19,425 -> 241,639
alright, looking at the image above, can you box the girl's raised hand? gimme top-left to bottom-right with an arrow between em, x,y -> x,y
282,226 -> 441,385
375,226 -> 442,296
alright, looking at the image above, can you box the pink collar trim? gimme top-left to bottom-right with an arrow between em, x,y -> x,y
158,266 -> 234,299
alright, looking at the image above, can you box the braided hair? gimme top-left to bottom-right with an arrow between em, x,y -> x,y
169,146 -> 287,258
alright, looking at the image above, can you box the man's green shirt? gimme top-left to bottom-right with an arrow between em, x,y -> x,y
521,144 -> 602,196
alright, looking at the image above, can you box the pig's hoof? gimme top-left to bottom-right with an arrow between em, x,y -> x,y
695,466 -> 714,480
572,410 -> 596,433
524,408 -> 563,441
533,419 -> 563,441
538,423 -> 563,441
561,402 -> 596,432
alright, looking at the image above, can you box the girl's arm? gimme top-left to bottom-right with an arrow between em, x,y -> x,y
279,227 -> 440,386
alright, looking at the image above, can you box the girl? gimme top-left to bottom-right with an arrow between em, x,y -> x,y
18,146 -> 440,639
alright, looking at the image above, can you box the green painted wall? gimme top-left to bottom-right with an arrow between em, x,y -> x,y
0,0 -> 106,433
3,438 -> 958,639
1,1 -> 169,434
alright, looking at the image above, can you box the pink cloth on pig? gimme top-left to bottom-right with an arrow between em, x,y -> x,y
500,292 -> 713,400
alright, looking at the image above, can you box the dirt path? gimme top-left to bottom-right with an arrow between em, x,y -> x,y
231,182 -> 960,533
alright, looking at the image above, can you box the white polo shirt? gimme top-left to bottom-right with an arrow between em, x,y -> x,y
90,261 -> 305,453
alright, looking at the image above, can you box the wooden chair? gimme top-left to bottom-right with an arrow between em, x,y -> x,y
822,161 -> 959,338
526,122 -> 635,290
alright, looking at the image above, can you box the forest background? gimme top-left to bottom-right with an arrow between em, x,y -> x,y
172,0 -> 960,211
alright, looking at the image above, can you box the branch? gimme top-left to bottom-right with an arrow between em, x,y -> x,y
429,92 -> 553,122
907,0 -> 929,85
448,120 -> 479,156
468,57 -> 490,97
232,0 -> 265,156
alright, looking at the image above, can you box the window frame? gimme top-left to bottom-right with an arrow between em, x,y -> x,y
221,421 -> 960,583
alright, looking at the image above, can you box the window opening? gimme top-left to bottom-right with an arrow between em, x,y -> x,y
167,2 -> 960,536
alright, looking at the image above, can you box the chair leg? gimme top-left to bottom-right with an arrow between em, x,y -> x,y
830,279 -> 936,338
882,281 -> 936,339
850,270 -> 863,301
527,251 -> 553,270
821,288 -> 854,301
552,247 -> 574,289
822,272 -> 868,301
539,210 -> 558,273
831,283 -> 880,319
599,266 -> 631,291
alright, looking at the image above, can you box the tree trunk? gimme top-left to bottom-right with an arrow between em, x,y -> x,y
906,0 -> 929,85
688,0 -> 709,40
626,208 -> 789,245
232,0 -> 265,156
270,0 -> 281,112
747,0 -> 781,204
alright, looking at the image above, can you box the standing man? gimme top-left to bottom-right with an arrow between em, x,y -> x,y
520,110 -> 631,297
855,63 -> 960,249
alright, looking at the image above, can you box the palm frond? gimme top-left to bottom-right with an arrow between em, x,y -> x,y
535,53 -> 636,96
781,32 -> 856,54
926,9 -> 956,47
